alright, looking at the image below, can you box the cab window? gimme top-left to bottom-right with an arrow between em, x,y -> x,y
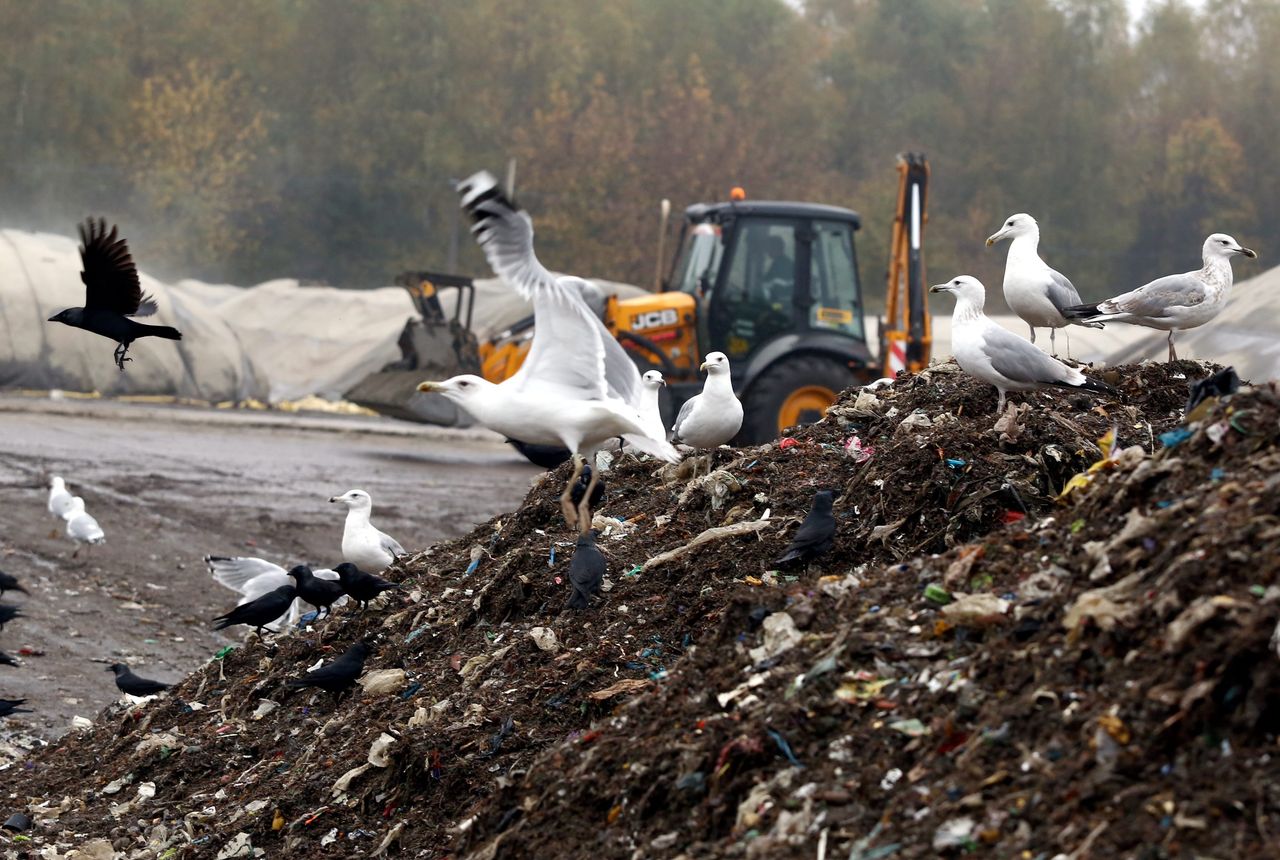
713,219 -> 800,359
808,219 -> 862,339
671,222 -> 724,296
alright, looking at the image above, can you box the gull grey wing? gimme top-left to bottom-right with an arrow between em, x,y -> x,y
206,556 -> 288,593
238,572 -> 292,603
671,395 -> 698,440
1100,272 -> 1208,319
1044,268 -> 1085,311
981,325 -> 1075,384
378,531 -> 406,558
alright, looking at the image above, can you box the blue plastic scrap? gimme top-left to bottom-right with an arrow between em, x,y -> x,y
766,728 -> 804,768
1158,427 -> 1193,448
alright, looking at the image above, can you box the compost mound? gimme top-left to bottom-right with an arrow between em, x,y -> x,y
4,360 -> 1278,860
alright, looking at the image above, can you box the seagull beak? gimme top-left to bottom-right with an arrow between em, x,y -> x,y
984,229 -> 1007,248
929,284 -> 949,294
1238,246 -> 1257,258
698,361 -> 710,371
328,496 -> 340,503
659,379 -> 667,387
416,381 -> 442,393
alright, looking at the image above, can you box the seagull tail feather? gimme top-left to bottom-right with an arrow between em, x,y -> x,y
620,433 -> 681,463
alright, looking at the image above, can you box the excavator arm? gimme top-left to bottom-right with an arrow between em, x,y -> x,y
881,152 -> 931,376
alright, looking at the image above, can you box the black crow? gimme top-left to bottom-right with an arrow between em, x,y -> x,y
0,698 -> 31,717
287,638 -> 373,694
334,563 -> 400,610
0,571 -> 27,598
0,605 -> 22,630
569,464 -> 606,511
47,219 -> 182,370
775,490 -> 837,565
288,565 -> 345,619
506,439 -> 573,469
213,585 -> 297,636
0,652 -> 19,668
567,530 -> 606,611
106,663 -> 169,696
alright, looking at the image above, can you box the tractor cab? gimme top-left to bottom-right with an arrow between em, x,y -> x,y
632,199 -> 876,441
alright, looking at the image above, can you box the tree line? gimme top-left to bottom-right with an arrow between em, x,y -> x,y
0,0 -> 1274,309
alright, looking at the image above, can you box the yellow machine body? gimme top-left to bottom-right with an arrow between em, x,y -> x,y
607,292 -> 700,383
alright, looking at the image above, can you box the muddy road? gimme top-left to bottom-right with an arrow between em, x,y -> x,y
0,397 -> 538,744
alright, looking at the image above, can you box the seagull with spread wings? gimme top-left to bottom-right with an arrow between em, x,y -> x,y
47,218 -> 182,370
418,172 -> 678,529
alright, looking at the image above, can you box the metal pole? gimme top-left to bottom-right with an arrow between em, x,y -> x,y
653,198 -> 671,293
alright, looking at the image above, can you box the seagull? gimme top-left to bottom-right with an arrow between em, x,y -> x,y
775,489 -> 838,565
213,584 -> 299,636
985,213 -> 1102,356
46,219 -> 182,370
671,352 -> 744,448
418,171 -> 678,529
1063,233 -> 1257,361
328,490 -> 406,571
48,476 -> 75,519
638,370 -> 667,443
106,663 -> 169,697
930,276 -> 1113,412
566,530 -> 605,610
62,497 -> 105,553
205,555 -> 340,631
287,638 -> 373,695
333,563 -> 400,611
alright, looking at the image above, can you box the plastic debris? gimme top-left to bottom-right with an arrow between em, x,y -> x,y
359,668 -> 408,695
528,627 -> 560,652
940,592 -> 1010,626
844,435 -> 875,463
367,733 -> 398,768
1158,427 -> 1193,448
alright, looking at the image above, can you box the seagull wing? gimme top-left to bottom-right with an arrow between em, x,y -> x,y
458,172 -> 641,406
1098,272 -> 1209,320
376,531 -> 406,558
78,218 -> 154,316
206,556 -> 288,595
980,323 -> 1081,386
671,394 -> 699,440
1044,268 -> 1085,311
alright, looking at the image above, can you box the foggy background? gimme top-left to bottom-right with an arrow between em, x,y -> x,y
0,0 -> 1273,304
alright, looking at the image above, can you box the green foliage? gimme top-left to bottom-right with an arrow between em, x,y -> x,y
0,0 -> 1275,298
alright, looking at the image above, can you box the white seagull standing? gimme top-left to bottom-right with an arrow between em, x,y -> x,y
671,352 -> 744,448
48,476 -> 75,519
931,276 -> 1113,413
62,496 -> 105,554
1063,233 -> 1257,362
328,489 -> 407,571
638,370 -> 667,444
985,213 -> 1101,356
205,555 -> 343,631
417,172 -> 678,529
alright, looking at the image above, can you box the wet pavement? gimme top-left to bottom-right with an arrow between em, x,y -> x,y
0,396 -> 538,740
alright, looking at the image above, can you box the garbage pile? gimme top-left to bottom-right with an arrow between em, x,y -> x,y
4,360 -> 1278,859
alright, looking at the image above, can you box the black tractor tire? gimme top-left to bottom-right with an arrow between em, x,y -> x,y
738,355 -> 858,444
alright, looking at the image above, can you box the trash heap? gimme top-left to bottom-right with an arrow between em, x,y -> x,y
4,360 -> 1278,859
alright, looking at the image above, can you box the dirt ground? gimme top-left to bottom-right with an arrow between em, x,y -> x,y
0,396 -> 538,743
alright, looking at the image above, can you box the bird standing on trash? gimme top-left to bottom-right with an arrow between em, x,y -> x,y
106,663 -> 169,697
334,562 -> 400,611
62,496 -> 105,554
46,219 -> 182,370
287,638 -> 373,694
672,352 -> 744,449
329,490 -> 406,571
0,698 -> 31,718
985,213 -> 1102,357
567,529 -> 606,610
213,584 -> 298,636
287,565 -> 346,619
47,476 -> 75,520
1062,233 -> 1257,362
931,276 -> 1113,413
776,490 -> 838,565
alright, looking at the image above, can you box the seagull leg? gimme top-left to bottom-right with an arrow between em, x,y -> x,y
576,453 -> 603,533
1028,325 -> 1036,344
560,453 -> 586,528
996,389 -> 1007,414
1167,331 -> 1178,362
1064,328 -> 1073,361
1049,327 -> 1057,357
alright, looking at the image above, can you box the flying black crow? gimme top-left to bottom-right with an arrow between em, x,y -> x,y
47,219 -> 182,370
0,571 -> 28,598
288,565 -> 345,619
0,652 -> 19,668
287,638 -> 373,694
0,698 -> 31,718
775,490 -> 837,565
106,663 -> 169,697
334,563 -> 400,610
213,585 -> 298,635
0,605 -> 22,630
567,530 -> 606,611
